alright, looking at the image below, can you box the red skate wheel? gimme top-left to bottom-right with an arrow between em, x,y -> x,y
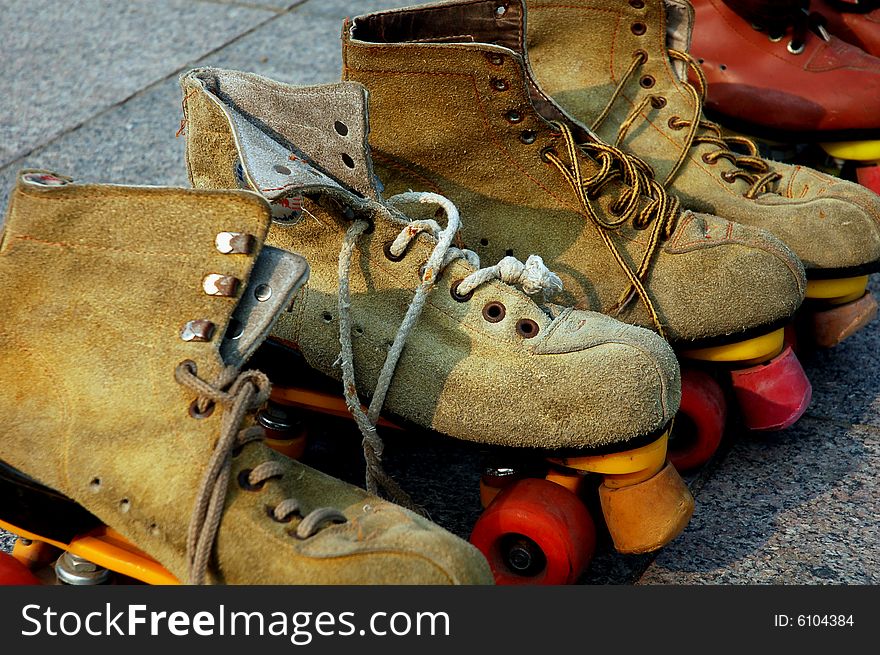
469,478 -> 595,585
0,552 -> 40,585
729,345 -> 812,431
669,368 -> 727,472
855,164 -> 880,195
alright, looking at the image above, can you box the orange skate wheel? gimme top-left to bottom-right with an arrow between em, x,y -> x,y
469,478 -> 595,585
0,552 -> 40,585
669,368 -> 727,472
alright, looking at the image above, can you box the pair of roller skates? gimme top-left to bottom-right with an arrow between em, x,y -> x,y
4,0 -> 877,587
177,0 -> 870,582
690,0 -> 880,194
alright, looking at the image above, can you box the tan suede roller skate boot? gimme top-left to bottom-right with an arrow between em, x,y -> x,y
341,0 -> 812,473
524,0 -> 880,351
0,170 -> 493,585
179,68 -> 693,584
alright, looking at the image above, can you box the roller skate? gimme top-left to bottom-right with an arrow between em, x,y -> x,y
0,170 -> 493,586
523,0 -> 880,356
341,0 -> 811,471
690,0 -> 880,189
179,68 -> 693,584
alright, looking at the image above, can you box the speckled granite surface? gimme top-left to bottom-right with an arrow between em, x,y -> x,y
1,0 -> 877,585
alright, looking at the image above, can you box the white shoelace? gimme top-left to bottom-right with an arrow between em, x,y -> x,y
336,191 -> 562,511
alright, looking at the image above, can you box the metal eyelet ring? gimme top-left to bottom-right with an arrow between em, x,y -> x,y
722,171 -> 736,183
650,96 -> 667,109
516,319 -> 540,338
701,153 -> 716,164
631,22 -> 647,36
505,109 -> 523,123
540,146 -> 558,163
639,75 -> 655,89
451,280 -> 475,303
487,53 -> 504,66
482,301 -> 506,323
668,116 -> 683,130
491,78 -> 509,91
238,469 -> 265,492
629,0 -> 645,8
520,130 -> 538,144
787,40 -> 805,55
383,240 -> 407,262
189,398 -> 215,420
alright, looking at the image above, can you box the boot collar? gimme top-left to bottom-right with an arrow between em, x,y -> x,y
185,68 -> 383,204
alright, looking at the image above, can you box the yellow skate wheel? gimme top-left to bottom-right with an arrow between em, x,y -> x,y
806,276 -> 868,306
681,328 -> 784,365
819,141 -> 880,163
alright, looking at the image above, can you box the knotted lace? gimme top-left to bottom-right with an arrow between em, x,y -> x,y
175,361 -> 346,584
592,48 -> 784,200
543,121 -> 677,337
336,191 -> 563,511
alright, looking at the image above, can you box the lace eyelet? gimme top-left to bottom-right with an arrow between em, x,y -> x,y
482,301 -> 506,323
516,319 -> 540,338
721,171 -> 736,183
451,280 -> 475,303
487,53 -> 504,66
650,96 -> 667,109
787,40 -> 805,55
629,0 -> 645,8
505,109 -> 524,124
520,129 -> 538,144
540,146 -> 558,163
238,469 -> 265,492
701,153 -> 716,165
639,75 -> 655,89
491,78 -> 509,92
383,240 -> 407,262
631,22 -> 647,36
189,398 -> 215,420
668,116 -> 683,130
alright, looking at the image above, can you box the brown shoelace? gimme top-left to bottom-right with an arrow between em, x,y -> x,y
592,49 -> 783,200
543,121 -> 678,337
175,361 -> 346,584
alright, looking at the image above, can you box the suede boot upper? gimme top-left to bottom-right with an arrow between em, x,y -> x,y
180,67 -> 682,452
524,0 -> 880,278
341,0 -> 806,345
0,171 -> 493,585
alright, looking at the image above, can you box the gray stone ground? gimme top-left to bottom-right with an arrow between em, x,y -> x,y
1,0 -> 877,585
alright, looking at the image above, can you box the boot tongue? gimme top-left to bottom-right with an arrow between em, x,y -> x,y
663,0 -> 695,80
194,69 -> 381,201
219,245 -> 308,368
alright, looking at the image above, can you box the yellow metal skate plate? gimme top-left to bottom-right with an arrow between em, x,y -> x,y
680,328 -> 784,365
548,431 -> 668,477
820,141 -> 880,163
806,275 -> 868,305
0,519 -> 178,585
270,386 -> 401,429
